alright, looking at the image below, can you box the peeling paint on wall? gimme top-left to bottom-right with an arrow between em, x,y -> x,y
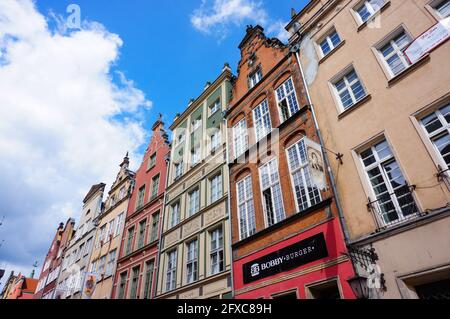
300,34 -> 319,86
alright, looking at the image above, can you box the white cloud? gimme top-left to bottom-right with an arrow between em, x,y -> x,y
191,0 -> 268,39
190,0 -> 289,42
0,0 -> 151,274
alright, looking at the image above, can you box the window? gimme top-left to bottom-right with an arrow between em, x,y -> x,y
84,237 -> 93,256
150,174 -> 160,200
117,272 -> 127,299
148,153 -> 156,170
175,131 -> 185,146
137,219 -> 147,249
166,250 -> 177,292
276,77 -> 300,122
210,173 -> 223,203
191,146 -> 201,166
209,99 -> 221,115
249,67 -> 263,88
355,0 -> 385,23
105,249 -> 116,277
253,100 -> 272,141
210,227 -> 224,275
233,119 -> 249,158
136,185 -> 146,209
188,188 -> 200,217
110,194 -> 116,207
210,130 -> 221,152
76,244 -> 84,260
129,266 -> 140,299
286,139 -> 322,212
119,186 -> 126,199
259,159 -> 285,227
143,260 -> 155,299
191,116 -> 202,131
98,225 -> 107,247
319,29 -> 342,57
360,139 -> 418,226
433,0 -> 450,18
170,202 -> 180,228
150,211 -> 160,243
125,227 -> 134,255
332,69 -> 366,111
186,240 -> 198,283
115,213 -> 124,236
237,176 -> 257,240
96,255 -> 106,276
174,161 -> 183,179
108,219 -> 116,238
420,103 -> 450,170
378,30 -> 412,77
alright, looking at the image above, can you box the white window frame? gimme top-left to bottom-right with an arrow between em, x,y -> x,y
115,212 -> 124,237
166,250 -> 177,292
209,99 -> 221,116
210,227 -> 224,275
354,0 -> 386,24
188,187 -> 200,217
419,103 -> 450,172
358,138 -> 418,227
174,161 -> 183,179
259,158 -> 286,227
249,67 -> 263,88
186,240 -> 198,284
191,145 -> 201,166
252,100 -> 272,142
170,201 -> 180,228
105,249 -> 116,277
330,67 -> 367,112
210,129 -> 222,153
275,77 -> 301,122
318,28 -> 342,57
210,173 -> 223,203
233,118 -> 249,158
429,0 -> 450,18
286,138 -> 322,213
236,175 -> 257,240
375,28 -> 412,78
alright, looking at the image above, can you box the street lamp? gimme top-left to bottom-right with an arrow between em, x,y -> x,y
347,275 -> 370,299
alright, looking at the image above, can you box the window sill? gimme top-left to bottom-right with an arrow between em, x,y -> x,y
387,54 -> 430,87
318,40 -> 346,65
357,1 -> 391,32
337,94 -> 372,120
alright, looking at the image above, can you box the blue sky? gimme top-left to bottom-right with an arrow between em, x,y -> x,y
0,0 -> 308,288
36,0 -> 306,136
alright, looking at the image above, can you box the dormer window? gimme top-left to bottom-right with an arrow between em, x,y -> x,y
248,67 -> 263,89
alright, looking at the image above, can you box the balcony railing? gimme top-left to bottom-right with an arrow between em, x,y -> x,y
367,184 -> 422,232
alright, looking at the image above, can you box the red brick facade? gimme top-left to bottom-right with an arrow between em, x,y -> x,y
111,119 -> 170,299
226,26 -> 355,299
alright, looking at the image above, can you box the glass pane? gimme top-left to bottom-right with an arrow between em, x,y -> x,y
440,104 -> 450,123
433,133 -> 450,168
361,149 -> 376,167
357,5 -> 371,22
421,113 -> 442,134
374,140 -> 392,160
339,89 -> 354,109
387,54 -> 406,75
330,31 -> 341,47
321,40 -> 331,55
351,81 -> 366,101
381,43 -> 394,57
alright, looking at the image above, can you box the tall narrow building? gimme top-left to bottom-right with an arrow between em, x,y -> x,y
112,118 -> 170,299
34,218 -> 75,299
155,66 -> 233,299
87,154 -> 135,299
287,0 -> 450,298
55,183 -> 105,299
226,25 -> 355,299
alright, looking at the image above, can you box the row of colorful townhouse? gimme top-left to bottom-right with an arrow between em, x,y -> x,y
34,0 -> 450,300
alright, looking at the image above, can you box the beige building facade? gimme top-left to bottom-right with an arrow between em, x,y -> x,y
155,66 -> 233,299
55,183 -> 105,299
87,154 -> 134,299
288,0 -> 450,298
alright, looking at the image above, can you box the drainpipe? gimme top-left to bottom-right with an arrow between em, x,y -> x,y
292,44 -> 351,244
223,110 -> 235,299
